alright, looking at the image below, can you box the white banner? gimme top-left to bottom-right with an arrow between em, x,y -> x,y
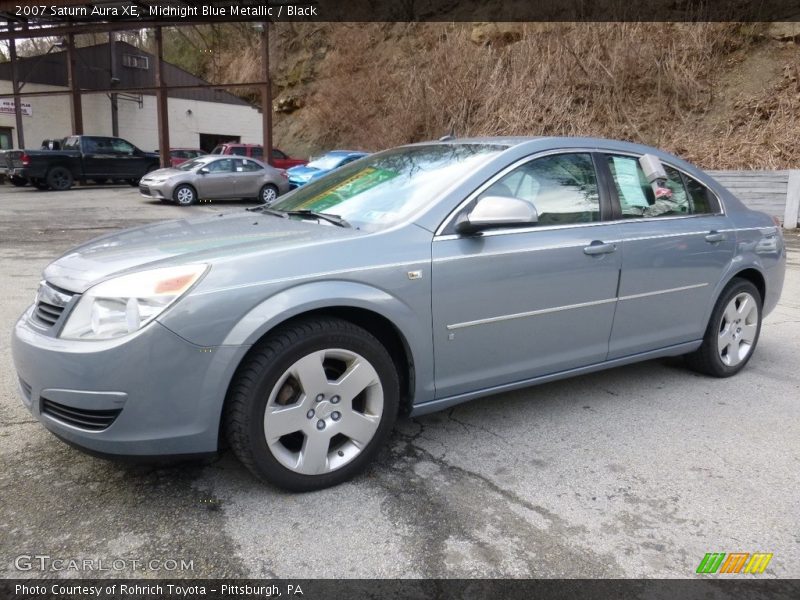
0,99 -> 32,116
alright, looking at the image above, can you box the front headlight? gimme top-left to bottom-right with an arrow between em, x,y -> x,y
60,264 -> 208,340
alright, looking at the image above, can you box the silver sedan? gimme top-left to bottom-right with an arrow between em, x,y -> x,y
139,155 -> 290,206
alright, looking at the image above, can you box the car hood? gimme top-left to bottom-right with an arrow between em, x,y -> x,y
287,165 -> 321,179
142,167 -> 184,180
43,211 -> 357,293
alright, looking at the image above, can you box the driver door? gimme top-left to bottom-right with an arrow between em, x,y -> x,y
431,152 -> 623,398
195,158 -> 235,198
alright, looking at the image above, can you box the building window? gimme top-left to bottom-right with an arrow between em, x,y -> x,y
122,53 -> 149,70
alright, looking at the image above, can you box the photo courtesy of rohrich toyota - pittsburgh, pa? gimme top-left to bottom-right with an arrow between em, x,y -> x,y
0,1 -> 798,599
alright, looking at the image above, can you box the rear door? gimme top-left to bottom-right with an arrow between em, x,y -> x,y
195,158 -> 236,199
432,152 -> 623,398
109,137 -> 146,179
233,158 -> 265,197
602,153 -> 735,358
81,136 -> 117,178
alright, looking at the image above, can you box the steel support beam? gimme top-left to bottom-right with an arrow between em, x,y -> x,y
66,33 -> 83,134
7,21 -> 25,148
154,26 -> 170,168
261,22 -> 273,166
109,32 -> 119,137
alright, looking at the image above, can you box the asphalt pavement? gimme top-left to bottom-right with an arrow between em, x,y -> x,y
0,183 -> 798,578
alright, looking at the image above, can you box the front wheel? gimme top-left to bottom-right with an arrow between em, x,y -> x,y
224,317 -> 399,491
259,183 -> 279,205
685,278 -> 762,377
172,184 -> 197,206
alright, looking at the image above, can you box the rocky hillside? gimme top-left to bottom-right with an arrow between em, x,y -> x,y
174,22 -> 800,169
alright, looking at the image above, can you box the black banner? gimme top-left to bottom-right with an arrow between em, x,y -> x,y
2,0 -> 800,23
2,579 -> 800,600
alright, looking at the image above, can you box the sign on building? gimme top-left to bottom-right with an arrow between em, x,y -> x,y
0,99 -> 33,116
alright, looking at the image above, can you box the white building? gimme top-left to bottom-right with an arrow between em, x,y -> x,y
0,41 -> 263,152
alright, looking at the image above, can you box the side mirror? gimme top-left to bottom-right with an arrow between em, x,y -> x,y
456,195 -> 538,234
198,168 -> 209,175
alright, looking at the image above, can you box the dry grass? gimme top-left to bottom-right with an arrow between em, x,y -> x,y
296,23 -> 799,169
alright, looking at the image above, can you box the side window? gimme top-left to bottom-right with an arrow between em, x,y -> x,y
241,159 -> 262,172
606,155 -> 655,217
272,148 -> 286,159
478,153 -> 600,226
111,138 -> 135,154
207,158 -> 233,173
251,147 -> 264,158
683,173 -> 717,214
230,147 -> 247,156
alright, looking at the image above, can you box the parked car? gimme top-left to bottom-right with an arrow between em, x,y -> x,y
168,148 -> 206,167
4,135 -> 159,190
286,150 -> 369,188
11,137 -> 785,492
139,154 -> 289,205
210,142 -> 307,170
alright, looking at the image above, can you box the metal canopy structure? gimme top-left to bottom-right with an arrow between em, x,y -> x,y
0,1 -> 275,166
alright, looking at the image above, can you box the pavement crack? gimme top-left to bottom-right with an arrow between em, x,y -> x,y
0,419 -> 38,428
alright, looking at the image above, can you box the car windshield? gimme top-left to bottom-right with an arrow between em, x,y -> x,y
307,154 -> 354,170
177,158 -> 209,171
271,144 -> 506,231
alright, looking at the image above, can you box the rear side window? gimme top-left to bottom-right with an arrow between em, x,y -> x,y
479,153 -> 601,226
606,154 -> 718,217
230,146 -> 247,156
683,174 -> 717,214
235,159 -> 262,172
252,147 -> 264,158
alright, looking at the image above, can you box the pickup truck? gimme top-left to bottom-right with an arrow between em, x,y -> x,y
4,135 -> 160,191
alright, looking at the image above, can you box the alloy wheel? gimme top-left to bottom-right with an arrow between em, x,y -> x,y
263,348 -> 383,475
717,292 -> 758,367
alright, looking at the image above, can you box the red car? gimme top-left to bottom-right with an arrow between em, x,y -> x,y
169,148 -> 206,167
210,143 -> 307,169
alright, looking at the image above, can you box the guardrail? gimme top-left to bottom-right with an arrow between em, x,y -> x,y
709,170 -> 800,230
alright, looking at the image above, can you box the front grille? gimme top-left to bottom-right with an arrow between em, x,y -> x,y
41,398 -> 121,431
34,300 -> 64,326
32,282 -> 75,329
139,184 -> 150,195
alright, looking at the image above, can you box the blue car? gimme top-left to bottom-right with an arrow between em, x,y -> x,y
287,150 -> 368,188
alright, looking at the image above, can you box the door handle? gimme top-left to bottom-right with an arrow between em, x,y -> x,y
704,231 -> 727,243
583,241 -> 617,256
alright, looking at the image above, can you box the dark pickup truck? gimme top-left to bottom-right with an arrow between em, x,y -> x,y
4,135 -> 160,190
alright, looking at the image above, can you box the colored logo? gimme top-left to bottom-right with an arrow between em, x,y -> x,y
696,552 -> 773,574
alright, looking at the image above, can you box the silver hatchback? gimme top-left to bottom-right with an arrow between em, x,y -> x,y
12,137 -> 786,491
139,155 -> 290,205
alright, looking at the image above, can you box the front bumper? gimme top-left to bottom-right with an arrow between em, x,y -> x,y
11,307 -> 248,456
138,181 -> 171,199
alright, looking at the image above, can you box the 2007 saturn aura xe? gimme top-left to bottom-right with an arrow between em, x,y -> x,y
12,138 -> 786,491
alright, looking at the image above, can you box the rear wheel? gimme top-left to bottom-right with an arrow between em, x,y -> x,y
685,278 -> 762,377
46,166 -> 73,191
224,317 -> 399,491
172,184 -> 197,206
259,183 -> 279,205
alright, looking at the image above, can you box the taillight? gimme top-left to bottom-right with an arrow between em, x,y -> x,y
279,170 -> 289,179
21,153 -> 30,167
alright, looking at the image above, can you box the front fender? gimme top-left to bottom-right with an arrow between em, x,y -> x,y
221,280 -> 435,405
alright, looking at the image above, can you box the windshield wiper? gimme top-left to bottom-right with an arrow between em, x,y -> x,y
285,210 -> 351,228
246,206 -> 287,218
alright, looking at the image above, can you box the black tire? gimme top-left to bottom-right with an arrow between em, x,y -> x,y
259,183 -> 279,205
224,317 -> 400,492
685,278 -> 762,377
172,184 -> 197,206
46,166 -> 73,191
9,175 -> 28,187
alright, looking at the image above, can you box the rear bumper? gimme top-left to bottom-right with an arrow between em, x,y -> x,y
11,307 -> 249,456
